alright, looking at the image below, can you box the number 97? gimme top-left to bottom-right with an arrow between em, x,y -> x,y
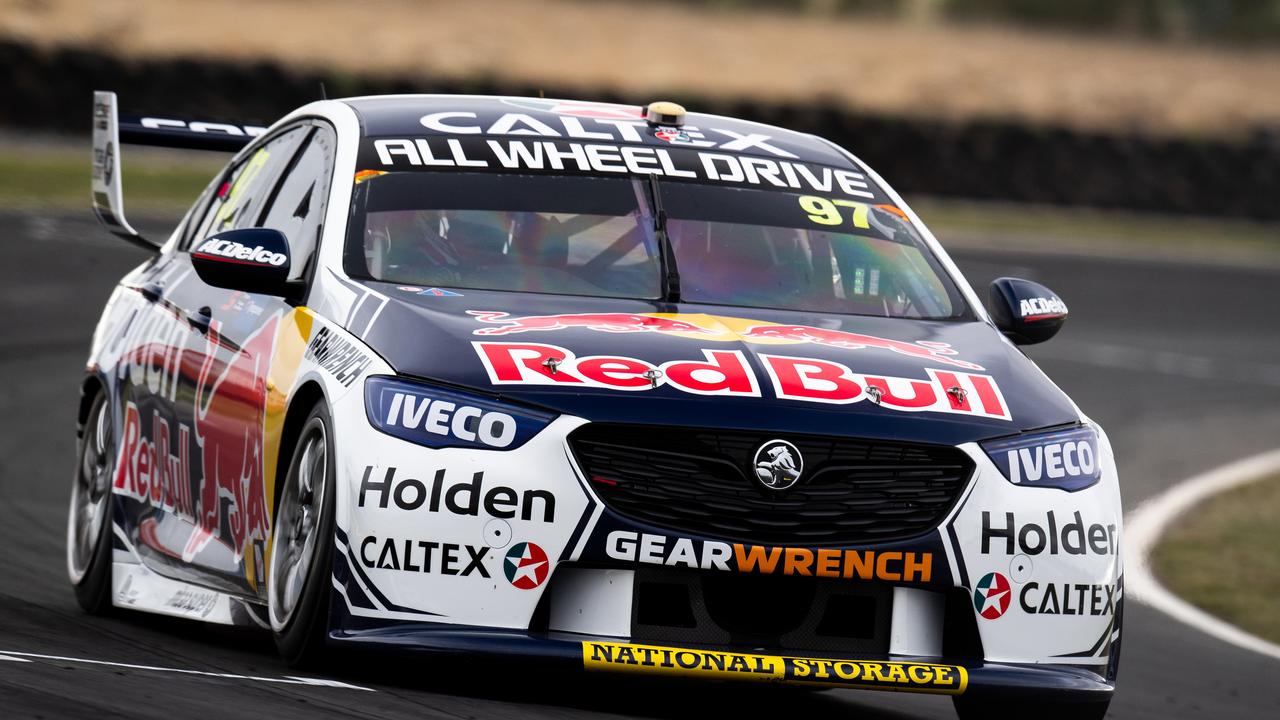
799,195 -> 870,229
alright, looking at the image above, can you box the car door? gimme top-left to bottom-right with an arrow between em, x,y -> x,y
157,122 -> 336,595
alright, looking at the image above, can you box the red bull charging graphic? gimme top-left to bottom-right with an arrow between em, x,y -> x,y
113,307 -> 282,582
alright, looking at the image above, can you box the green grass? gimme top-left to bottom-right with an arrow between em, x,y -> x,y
0,141 -> 223,213
1152,473 -> 1280,644
910,197 -> 1280,257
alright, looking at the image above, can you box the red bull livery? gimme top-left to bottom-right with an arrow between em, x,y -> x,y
69,91 -> 1120,719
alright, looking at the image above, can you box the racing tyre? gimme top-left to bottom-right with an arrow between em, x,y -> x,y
268,399 -> 337,668
67,390 -> 115,614
952,697 -> 1109,720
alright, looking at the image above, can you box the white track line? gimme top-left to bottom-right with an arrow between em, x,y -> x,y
1125,448 -> 1280,662
0,650 -> 374,690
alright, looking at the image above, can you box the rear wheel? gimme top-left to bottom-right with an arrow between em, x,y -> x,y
953,697 -> 1109,720
268,399 -> 336,667
67,390 -> 115,614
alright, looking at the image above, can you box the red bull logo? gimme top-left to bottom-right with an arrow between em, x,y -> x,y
469,311 -> 715,337
468,311 -> 983,371
473,342 -> 1010,420
114,311 -> 280,571
192,313 -> 278,562
740,325 -> 982,371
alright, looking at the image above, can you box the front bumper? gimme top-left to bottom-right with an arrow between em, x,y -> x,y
327,376 -> 1124,699
328,623 -> 1115,701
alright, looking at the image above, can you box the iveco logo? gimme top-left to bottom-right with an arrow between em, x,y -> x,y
753,440 -> 803,491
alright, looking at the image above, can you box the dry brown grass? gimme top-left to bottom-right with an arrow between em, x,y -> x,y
5,0 -> 1280,138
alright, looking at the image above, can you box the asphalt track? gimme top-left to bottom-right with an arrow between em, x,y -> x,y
2,208 -> 1279,719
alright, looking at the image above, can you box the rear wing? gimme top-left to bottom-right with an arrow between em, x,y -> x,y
91,91 -> 267,250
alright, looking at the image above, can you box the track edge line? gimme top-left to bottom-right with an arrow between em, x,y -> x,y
1124,448 -> 1280,662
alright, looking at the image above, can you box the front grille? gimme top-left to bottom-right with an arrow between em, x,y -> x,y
631,567 -> 891,654
570,424 -> 973,546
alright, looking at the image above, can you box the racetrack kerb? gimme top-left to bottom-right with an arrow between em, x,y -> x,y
1152,472 -> 1280,645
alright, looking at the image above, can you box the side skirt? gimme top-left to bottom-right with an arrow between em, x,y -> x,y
110,523 -> 268,629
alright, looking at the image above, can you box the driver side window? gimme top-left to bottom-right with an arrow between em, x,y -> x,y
186,125 -> 308,249
257,125 -> 336,281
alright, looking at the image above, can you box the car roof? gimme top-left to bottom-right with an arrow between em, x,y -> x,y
340,94 -> 856,169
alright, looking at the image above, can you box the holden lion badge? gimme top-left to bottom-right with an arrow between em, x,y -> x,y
754,440 -> 803,490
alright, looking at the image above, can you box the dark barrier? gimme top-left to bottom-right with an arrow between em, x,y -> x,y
2,40 -> 1277,220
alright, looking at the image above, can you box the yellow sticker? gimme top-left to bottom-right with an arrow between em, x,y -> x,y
799,195 -> 871,230
582,641 -> 967,695
212,148 -> 271,230
354,169 -> 388,185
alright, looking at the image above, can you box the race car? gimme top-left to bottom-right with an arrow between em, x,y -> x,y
70,90 -> 1122,718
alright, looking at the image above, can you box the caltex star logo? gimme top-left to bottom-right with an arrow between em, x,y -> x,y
973,571 -> 1012,619
654,128 -> 691,144
504,541 -> 549,590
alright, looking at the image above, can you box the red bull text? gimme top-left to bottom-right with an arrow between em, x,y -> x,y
473,342 -> 1009,420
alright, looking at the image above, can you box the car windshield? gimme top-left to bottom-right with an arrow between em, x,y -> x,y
345,172 -> 967,319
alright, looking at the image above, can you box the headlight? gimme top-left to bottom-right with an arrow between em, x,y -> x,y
364,375 -> 555,451
981,425 -> 1101,492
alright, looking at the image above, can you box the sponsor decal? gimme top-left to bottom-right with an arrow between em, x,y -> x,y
503,541 -> 550,589
500,98 -> 643,120
114,312 -> 280,569
753,439 -> 803,490
138,116 -> 267,138
973,571 -> 1117,620
193,238 -> 287,267
582,642 -> 967,694
364,376 -> 553,451
358,466 -> 556,523
473,341 -> 1009,420
416,109 -> 799,158
468,310 -> 983,370
366,130 -> 877,200
981,511 -> 1117,557
470,310 -> 716,337
165,588 -> 219,618
396,286 -> 463,297
475,341 -> 761,397
983,426 -> 1101,491
304,326 -> 371,387
604,530 -> 932,582
1018,581 -> 1116,617
972,572 -> 1012,619
653,127 -> 697,145
354,169 -> 388,185
359,535 -> 490,577
1019,296 -> 1068,321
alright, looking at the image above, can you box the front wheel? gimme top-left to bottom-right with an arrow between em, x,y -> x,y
268,399 -> 337,667
953,697 -> 1110,720
67,390 -> 115,614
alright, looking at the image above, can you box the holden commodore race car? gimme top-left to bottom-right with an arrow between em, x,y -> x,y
71,90 -> 1121,718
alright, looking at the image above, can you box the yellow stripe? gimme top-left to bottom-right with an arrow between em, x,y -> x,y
255,306 -> 316,588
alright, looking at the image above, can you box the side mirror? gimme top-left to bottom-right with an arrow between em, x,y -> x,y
988,277 -> 1068,345
191,228 -> 293,296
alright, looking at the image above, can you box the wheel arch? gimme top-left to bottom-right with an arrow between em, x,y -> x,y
77,373 -> 107,437
273,380 -> 328,514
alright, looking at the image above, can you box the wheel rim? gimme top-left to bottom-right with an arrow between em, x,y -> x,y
67,398 -> 112,584
269,420 -> 328,632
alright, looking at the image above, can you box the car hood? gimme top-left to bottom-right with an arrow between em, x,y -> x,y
352,283 -> 1080,446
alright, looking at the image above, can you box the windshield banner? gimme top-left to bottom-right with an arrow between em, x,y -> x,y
357,137 -> 886,203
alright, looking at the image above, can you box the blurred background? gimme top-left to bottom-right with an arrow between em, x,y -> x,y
0,2 -> 1277,719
